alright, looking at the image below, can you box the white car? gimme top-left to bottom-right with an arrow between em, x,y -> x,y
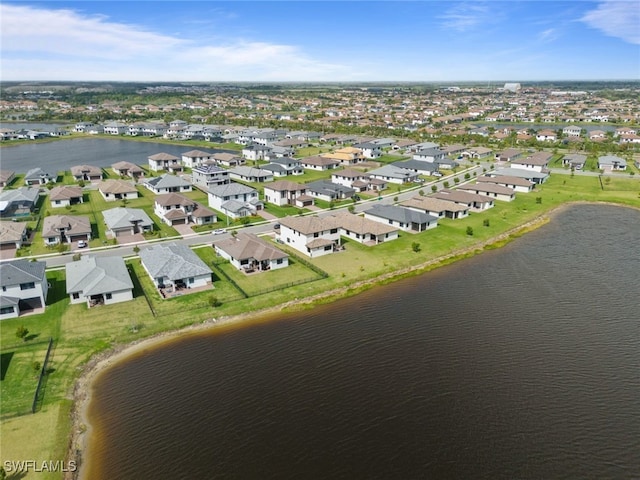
77,240 -> 88,248
212,229 -> 227,235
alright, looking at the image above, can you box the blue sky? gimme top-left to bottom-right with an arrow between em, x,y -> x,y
1,1 -> 639,82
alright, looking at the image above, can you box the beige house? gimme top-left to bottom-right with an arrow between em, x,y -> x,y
49,185 -> 84,208
99,180 -> 139,201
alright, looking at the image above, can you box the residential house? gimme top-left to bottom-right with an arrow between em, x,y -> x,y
191,164 -> 230,191
277,215 -> 342,258
457,183 -> 516,202
148,152 -> 183,173
66,256 -> 134,307
0,259 -> 48,319
598,155 -> 627,172
536,129 -> 558,142
242,143 -> 273,161
320,147 -> 365,166
464,147 -> 493,159
329,211 -> 399,245
300,155 -> 340,171
562,154 -> 587,170
391,159 -> 439,176
139,242 -> 213,292
214,233 -> 289,272
98,180 -> 139,201
363,204 -> 438,232
511,151 -> 552,172
0,170 -> 16,187
589,130 -> 607,141
24,167 -> 54,186
477,175 -> 534,193
263,180 -> 314,207
495,148 -> 523,163
433,189 -> 494,211
229,166 -> 274,183
154,193 -> 216,226
42,215 -> 91,246
0,187 -> 40,217
49,185 -> 84,208
144,174 -> 192,195
207,183 -> 262,219
102,207 -> 154,238
491,167 -> 549,185
563,126 -> 583,137
103,121 -> 129,135
262,157 -> 304,177
70,165 -> 103,182
353,142 -> 382,159
111,161 -> 145,180
412,147 -> 446,163
181,150 -> 216,168
368,165 -> 420,184
0,221 -> 28,249
212,152 -> 245,167
74,122 -> 95,133
306,180 -> 356,202
400,196 -> 470,219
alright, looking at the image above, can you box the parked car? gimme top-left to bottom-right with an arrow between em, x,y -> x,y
273,223 -> 281,230
77,240 -> 88,248
212,229 -> 226,235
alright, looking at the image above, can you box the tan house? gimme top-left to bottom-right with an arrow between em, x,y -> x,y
42,215 -> 91,246
49,185 -> 84,208
99,180 -> 139,202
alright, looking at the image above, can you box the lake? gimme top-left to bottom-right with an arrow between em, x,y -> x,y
84,204 -> 640,480
0,138 -> 235,174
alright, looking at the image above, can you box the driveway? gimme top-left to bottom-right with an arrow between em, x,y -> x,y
173,223 -> 196,236
257,210 -> 278,221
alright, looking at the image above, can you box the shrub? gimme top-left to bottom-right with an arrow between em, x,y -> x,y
411,242 -> 421,253
466,226 -> 474,236
16,325 -> 29,341
483,219 -> 490,227
431,185 -> 437,193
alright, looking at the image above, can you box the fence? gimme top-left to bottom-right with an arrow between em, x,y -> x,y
31,337 -> 53,414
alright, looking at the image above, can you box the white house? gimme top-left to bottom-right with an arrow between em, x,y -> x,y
140,243 -> 213,292
98,180 -> 139,202
181,150 -> 217,168
263,180 -> 314,207
457,183 -> 516,202
0,259 -> 49,319
214,233 -> 289,272
368,165 -> 420,184
66,256 -> 134,307
598,155 -> 627,172
143,174 -> 192,195
49,185 -> 84,208
363,204 -> 438,233
148,152 -> 183,173
207,183 -> 262,219
277,215 -> 342,258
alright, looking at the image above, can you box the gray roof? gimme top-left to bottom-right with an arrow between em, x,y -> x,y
392,159 -> 437,174
229,166 -> 273,178
492,167 -> 549,180
307,180 -> 355,197
0,186 -> 40,204
102,207 -> 153,230
0,259 -> 46,287
368,164 -> 418,180
24,167 -> 53,180
145,174 -> 191,189
208,182 -> 257,197
214,233 -> 288,262
140,243 -> 211,281
365,204 -> 438,224
65,256 -> 133,296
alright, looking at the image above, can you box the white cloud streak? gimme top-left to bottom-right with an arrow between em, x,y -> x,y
438,3 -> 492,32
0,3 -> 353,81
580,1 -> 640,45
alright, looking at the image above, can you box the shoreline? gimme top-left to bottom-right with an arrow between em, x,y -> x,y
64,200 -> 636,480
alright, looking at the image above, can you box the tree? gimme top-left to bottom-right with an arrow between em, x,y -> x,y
209,295 -> 222,308
32,361 -> 42,373
431,185 -> 437,193
348,205 -> 355,214
466,226 -> 474,236
536,197 -> 543,204
411,242 -> 421,253
483,219 -> 490,227
16,325 -> 29,342
443,181 -> 450,188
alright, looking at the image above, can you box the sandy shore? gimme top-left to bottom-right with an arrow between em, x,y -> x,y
64,201 -> 635,480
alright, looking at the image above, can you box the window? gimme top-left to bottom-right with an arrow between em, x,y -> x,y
20,282 -> 35,290
1,286 -> 5,292
72,292 -> 80,299
0,306 -> 15,315
276,258 -> 283,264
189,278 -> 194,284
330,228 -> 338,234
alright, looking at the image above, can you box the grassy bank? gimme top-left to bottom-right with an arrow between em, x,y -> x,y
0,173 -> 638,479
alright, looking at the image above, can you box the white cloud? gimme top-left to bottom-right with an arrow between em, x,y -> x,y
580,1 -> 640,45
0,3 -> 352,81
438,3 -> 492,32
538,28 -> 560,43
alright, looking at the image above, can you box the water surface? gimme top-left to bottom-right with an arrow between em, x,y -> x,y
85,204 -> 640,480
